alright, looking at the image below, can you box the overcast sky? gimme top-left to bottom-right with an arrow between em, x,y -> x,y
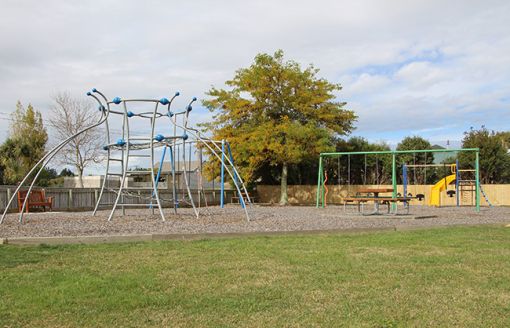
1,0 -> 509,150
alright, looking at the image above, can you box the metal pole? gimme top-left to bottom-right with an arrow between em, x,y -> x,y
392,153 -> 397,212
475,151 -> 480,211
316,155 -> 323,208
403,164 -> 408,198
174,129 -> 251,220
226,142 -> 244,208
220,139 -> 225,208
456,159 -> 460,207
320,148 -> 479,157
169,146 -> 177,213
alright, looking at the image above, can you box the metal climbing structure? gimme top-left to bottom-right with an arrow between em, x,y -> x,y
1,88 -> 252,224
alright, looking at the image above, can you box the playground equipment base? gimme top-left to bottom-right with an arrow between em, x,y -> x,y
1,205 -> 508,242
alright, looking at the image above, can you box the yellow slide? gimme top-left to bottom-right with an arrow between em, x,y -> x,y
429,174 -> 456,206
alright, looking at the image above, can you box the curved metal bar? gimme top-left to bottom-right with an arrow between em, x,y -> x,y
2,92 -> 109,224
93,102 -> 113,215
167,125 -> 250,221
183,97 -> 197,129
179,125 -> 253,207
168,146 -> 177,214
166,91 -> 180,116
149,102 -> 166,221
92,89 -> 109,103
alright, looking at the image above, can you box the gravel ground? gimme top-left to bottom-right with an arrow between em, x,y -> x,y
1,205 -> 510,238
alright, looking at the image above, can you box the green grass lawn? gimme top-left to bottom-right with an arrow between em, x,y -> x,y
1,226 -> 510,327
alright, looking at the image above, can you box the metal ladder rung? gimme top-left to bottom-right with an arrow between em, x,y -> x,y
113,203 -> 151,207
123,187 -> 156,190
129,154 -> 151,158
107,173 -> 124,177
108,158 -> 123,162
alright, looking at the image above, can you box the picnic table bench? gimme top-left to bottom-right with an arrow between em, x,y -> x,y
343,196 -> 412,215
231,192 -> 257,204
17,189 -> 53,213
342,188 -> 422,215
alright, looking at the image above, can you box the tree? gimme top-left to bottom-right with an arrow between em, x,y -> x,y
0,102 -> 48,184
49,92 -> 104,188
59,168 -> 75,177
396,136 -> 435,184
324,137 -> 391,185
38,167 -> 58,187
202,50 -> 356,204
459,127 -> 510,184
496,131 -> 510,150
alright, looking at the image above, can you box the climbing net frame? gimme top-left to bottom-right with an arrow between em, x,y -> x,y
1,88 -> 252,224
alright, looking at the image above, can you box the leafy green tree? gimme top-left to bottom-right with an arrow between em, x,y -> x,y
323,137 -> 391,185
38,167 -> 58,187
59,168 -> 75,177
0,164 -> 4,184
496,131 -> 510,150
202,50 -> 356,204
396,136 -> 435,184
459,127 -> 510,183
0,101 -> 48,184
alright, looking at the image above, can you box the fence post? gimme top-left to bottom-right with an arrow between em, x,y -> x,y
6,188 -> 11,210
68,189 -> 73,210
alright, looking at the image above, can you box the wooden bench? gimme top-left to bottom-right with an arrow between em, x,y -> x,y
17,189 -> 54,213
231,192 -> 257,204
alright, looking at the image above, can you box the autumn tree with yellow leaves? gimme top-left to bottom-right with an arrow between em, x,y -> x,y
202,50 -> 356,204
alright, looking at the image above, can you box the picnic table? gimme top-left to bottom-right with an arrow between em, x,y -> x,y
343,188 -> 410,215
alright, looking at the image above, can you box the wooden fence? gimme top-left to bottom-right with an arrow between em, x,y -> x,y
256,184 -> 508,206
0,186 -> 237,212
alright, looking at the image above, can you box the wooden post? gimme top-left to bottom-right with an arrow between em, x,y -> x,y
68,189 -> 73,210
6,188 -> 11,210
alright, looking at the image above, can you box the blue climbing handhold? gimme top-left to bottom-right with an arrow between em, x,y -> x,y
103,145 -> 109,151
192,97 -> 197,101
167,111 -> 174,117
98,105 -> 105,112
187,105 -> 192,111
175,91 -> 180,96
127,111 -> 134,117
86,92 -> 92,96
112,97 -> 122,104
116,138 -> 126,146
182,134 -> 188,141
160,98 -> 169,105
154,134 -> 165,142
92,88 -> 97,92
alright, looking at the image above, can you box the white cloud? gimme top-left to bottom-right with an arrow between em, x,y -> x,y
0,0 -> 509,159
395,62 -> 446,88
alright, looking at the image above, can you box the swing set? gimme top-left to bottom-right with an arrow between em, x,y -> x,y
316,148 -> 482,212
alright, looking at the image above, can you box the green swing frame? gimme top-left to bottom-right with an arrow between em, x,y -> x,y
316,148 -> 481,211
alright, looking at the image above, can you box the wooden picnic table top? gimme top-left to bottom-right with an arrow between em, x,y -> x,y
344,197 -> 409,202
356,188 -> 394,194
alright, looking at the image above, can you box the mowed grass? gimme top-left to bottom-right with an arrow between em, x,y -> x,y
1,226 -> 510,327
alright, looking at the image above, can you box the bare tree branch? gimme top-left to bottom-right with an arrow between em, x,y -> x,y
49,92 -> 105,187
